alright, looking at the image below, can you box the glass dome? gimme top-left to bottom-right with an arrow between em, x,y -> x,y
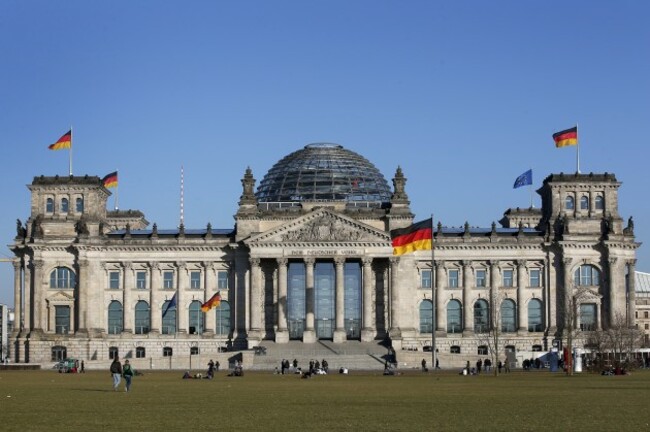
256,143 -> 392,203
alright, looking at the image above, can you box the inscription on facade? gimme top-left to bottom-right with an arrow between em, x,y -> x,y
288,249 -> 362,256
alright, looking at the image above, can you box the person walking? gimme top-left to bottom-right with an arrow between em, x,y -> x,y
80,360 -> 85,373
421,358 -> 427,372
110,356 -> 123,391
122,359 -> 134,392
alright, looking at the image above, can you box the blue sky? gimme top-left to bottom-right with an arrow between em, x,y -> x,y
1,1 -> 649,306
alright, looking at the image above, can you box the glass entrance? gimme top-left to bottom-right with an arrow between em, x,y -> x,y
315,262 -> 335,340
344,262 -> 362,340
287,262 -> 306,340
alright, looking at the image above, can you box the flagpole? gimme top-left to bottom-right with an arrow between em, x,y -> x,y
529,168 -> 533,208
576,123 -> 580,174
431,214 -> 437,372
69,126 -> 73,176
115,170 -> 119,210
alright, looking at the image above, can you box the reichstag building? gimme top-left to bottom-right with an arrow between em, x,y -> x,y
9,143 -> 639,366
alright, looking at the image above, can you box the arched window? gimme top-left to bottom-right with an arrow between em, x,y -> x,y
46,198 -> 54,213
161,300 -> 176,334
134,301 -> 150,334
595,195 -> 604,210
565,195 -> 575,210
215,301 -> 231,336
574,265 -> 600,286
474,299 -> 489,333
447,300 -> 462,333
189,300 -> 204,335
419,300 -> 433,334
61,197 -> 69,213
528,299 -> 544,332
580,196 -> 589,210
49,267 -> 76,289
108,301 -> 123,334
501,299 -> 516,333
75,197 -> 84,213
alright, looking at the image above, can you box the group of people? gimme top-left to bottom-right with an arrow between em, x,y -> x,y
277,358 -> 329,377
110,356 -> 134,392
206,359 -> 220,378
461,358 -> 510,375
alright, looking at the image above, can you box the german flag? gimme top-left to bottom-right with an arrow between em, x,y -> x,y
102,171 -> 118,188
553,126 -> 578,148
390,218 -> 433,256
48,130 -> 72,150
201,291 -> 222,312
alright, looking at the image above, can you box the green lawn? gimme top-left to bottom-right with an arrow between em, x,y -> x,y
0,369 -> 649,431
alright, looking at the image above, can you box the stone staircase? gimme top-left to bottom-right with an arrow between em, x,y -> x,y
248,340 -> 392,372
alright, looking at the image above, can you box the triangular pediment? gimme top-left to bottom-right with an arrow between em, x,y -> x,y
573,288 -> 602,303
47,290 -> 75,303
246,209 -> 391,247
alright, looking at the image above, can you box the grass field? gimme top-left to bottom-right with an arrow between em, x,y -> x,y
0,369 -> 649,431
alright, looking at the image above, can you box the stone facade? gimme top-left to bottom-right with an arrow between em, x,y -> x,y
8,148 -> 640,367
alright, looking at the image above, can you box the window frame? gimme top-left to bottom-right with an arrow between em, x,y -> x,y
163,271 -> 174,289
502,269 -> 514,287
217,270 -> 229,290
475,269 -> 487,288
529,269 -> 541,288
420,269 -> 432,289
109,271 -> 121,290
448,269 -> 459,288
190,271 -> 201,289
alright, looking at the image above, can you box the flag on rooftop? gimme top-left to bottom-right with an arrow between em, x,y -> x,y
48,130 -> 72,150
390,217 -> 433,256
513,169 -> 533,189
102,171 -> 118,188
553,126 -> 578,148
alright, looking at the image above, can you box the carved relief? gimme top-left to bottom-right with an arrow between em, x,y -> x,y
282,214 -> 363,242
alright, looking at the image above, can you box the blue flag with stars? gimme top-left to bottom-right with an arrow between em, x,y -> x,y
513,169 -> 533,189
162,292 -> 177,318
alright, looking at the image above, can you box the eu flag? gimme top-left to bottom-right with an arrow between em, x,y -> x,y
513,169 -> 533,189
162,292 -> 177,318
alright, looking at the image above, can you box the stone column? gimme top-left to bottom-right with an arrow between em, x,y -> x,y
516,260 -> 527,332
12,260 -> 22,334
275,258 -> 289,343
489,261 -> 499,330
462,260 -> 473,333
32,260 -> 44,332
361,257 -> 375,342
434,262 -> 445,332
608,257 -> 619,327
77,260 -> 89,333
333,257 -> 346,343
204,262 -> 216,334
123,262 -> 134,333
562,258 -> 573,333
303,258 -> 316,343
177,262 -> 188,334
249,258 -> 263,344
23,257 -> 32,332
149,263 -> 161,334
389,257 -> 401,337
628,259 -> 637,327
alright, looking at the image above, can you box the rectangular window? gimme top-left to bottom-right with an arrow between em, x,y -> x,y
55,305 -> 70,334
421,269 -> 432,289
448,269 -> 459,288
109,347 -> 119,360
475,269 -> 486,288
136,347 -> 146,358
136,271 -> 147,289
163,347 -> 173,357
190,271 -> 201,289
529,269 -> 541,288
109,271 -> 120,289
217,270 -> 229,290
163,271 -> 174,289
502,269 -> 513,287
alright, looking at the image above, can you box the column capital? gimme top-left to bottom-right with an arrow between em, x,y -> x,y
434,260 -> 445,269
12,260 -> 22,270
389,257 -> 399,266
78,260 -> 90,268
304,257 -> 316,266
149,261 -> 160,271
334,257 -> 346,266
488,260 -> 500,268
627,259 -> 637,267
361,257 -> 373,267
562,258 -> 573,266
202,261 -> 215,271
608,257 -> 618,265
123,261 -> 133,270
276,257 -> 288,267
175,261 -> 187,270
516,259 -> 527,267
32,259 -> 44,269
461,260 -> 472,267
